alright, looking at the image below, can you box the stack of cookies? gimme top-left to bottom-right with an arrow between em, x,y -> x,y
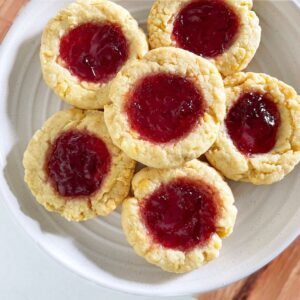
23,0 -> 300,273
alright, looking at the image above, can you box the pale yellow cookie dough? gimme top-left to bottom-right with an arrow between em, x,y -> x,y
40,0 -> 148,109
206,72 -> 300,185
23,109 -> 135,221
148,0 -> 261,76
104,47 -> 226,168
122,159 -> 237,273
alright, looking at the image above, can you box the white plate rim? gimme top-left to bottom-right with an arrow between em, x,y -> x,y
0,0 -> 300,296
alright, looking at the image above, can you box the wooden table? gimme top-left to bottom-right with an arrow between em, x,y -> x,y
198,237 -> 300,300
1,1 -> 299,299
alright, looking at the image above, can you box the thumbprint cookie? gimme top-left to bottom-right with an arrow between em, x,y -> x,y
206,72 -> 300,184
148,0 -> 261,76
104,47 -> 226,168
40,0 -> 148,109
23,109 -> 135,221
122,160 -> 237,273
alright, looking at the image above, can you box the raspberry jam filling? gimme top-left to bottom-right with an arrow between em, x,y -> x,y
59,22 -> 129,83
125,73 -> 205,144
140,178 -> 219,251
172,0 -> 239,58
225,92 -> 281,155
46,130 -> 111,197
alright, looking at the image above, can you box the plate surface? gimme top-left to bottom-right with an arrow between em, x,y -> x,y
0,0 -> 300,296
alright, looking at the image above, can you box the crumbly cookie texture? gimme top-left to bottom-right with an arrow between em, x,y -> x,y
23,109 -> 135,221
148,0 -> 261,76
122,160 -> 237,273
104,47 -> 226,168
206,72 -> 300,185
40,0 -> 148,109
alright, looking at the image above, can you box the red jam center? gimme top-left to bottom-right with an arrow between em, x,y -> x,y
46,130 -> 111,197
172,0 -> 239,58
125,73 -> 205,144
59,22 -> 129,83
140,178 -> 218,251
225,92 -> 281,155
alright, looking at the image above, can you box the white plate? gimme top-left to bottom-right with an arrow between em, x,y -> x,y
0,0 -> 300,296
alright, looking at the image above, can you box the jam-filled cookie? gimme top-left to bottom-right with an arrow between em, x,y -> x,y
104,47 -> 225,168
148,0 -> 261,76
122,160 -> 237,273
40,0 -> 148,109
206,72 -> 300,185
23,109 -> 135,221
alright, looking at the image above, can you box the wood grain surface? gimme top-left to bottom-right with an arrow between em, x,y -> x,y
198,237 -> 300,300
0,0 -> 28,40
1,1 -> 299,300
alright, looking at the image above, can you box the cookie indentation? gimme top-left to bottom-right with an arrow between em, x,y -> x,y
225,92 -> 280,155
125,73 -> 205,143
140,178 -> 218,251
46,130 -> 111,197
60,22 -> 129,83
172,0 -> 239,58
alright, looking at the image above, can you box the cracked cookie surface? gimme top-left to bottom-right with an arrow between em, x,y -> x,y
40,0 -> 148,109
148,0 -> 261,76
206,72 -> 300,184
23,109 -> 135,221
104,47 -> 226,168
122,160 -> 237,273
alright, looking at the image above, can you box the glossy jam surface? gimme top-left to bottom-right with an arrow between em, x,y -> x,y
59,22 -> 129,83
225,92 -> 281,155
172,0 -> 239,58
140,178 -> 218,251
125,73 -> 205,144
46,130 -> 111,197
